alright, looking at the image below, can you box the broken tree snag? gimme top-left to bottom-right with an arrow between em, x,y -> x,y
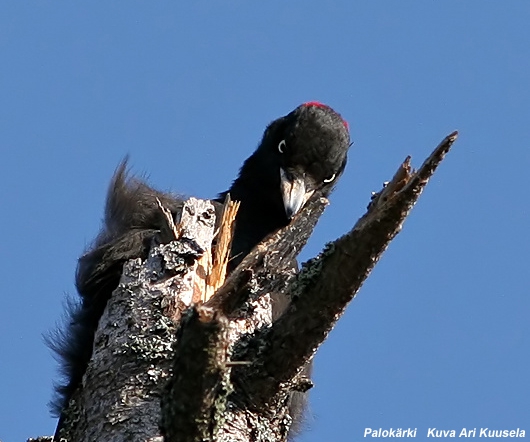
161,305 -> 230,442
232,132 -> 458,408
39,131 -> 456,442
56,198 -> 217,442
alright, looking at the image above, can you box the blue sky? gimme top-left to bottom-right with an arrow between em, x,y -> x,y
1,2 -> 529,441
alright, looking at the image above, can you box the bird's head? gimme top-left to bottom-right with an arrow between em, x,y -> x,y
221,102 -> 350,266
258,102 -> 350,219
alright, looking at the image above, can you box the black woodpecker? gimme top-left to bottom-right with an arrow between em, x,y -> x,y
49,102 -> 350,437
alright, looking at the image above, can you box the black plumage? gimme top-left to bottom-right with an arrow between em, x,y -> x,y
221,102 -> 349,267
49,102 -> 350,435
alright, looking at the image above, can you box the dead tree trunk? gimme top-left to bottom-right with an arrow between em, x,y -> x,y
32,131 -> 457,442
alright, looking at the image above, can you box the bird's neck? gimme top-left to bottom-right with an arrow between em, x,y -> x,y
218,149 -> 288,266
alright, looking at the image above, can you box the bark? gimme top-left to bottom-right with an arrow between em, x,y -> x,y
31,132 -> 457,442
53,198 -> 217,442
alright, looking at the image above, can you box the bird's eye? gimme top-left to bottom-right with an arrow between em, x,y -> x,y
323,173 -> 336,183
278,139 -> 286,154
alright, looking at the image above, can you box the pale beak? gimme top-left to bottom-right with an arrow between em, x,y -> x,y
280,168 -> 315,219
